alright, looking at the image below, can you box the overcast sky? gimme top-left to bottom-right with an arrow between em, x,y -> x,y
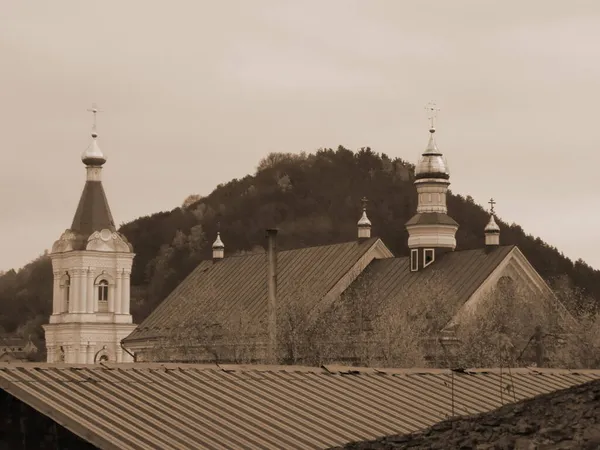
1,0 -> 599,271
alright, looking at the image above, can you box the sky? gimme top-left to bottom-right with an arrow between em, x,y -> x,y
1,0 -> 599,271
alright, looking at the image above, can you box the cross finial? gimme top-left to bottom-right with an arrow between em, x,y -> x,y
361,196 -> 368,211
488,198 -> 496,215
425,101 -> 440,130
86,103 -> 103,134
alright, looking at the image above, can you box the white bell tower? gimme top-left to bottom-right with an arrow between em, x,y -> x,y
43,105 -> 136,364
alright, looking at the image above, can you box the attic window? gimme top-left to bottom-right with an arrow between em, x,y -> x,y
424,249 -> 435,267
410,249 -> 418,272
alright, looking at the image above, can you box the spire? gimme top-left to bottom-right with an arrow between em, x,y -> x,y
357,196 -> 372,239
81,104 -> 106,167
415,102 -> 449,180
212,226 -> 225,261
70,105 -> 116,240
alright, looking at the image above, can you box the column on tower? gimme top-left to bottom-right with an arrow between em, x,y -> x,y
86,269 -> 94,313
80,269 -> 87,313
121,270 -> 131,314
52,272 -> 61,315
115,270 -> 123,313
71,270 -> 81,313
86,343 -> 94,364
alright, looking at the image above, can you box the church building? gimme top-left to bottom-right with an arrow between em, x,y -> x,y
43,107 -> 136,364
121,109 -> 565,364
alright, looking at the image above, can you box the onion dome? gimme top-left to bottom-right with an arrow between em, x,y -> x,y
357,209 -> 371,228
212,232 -> 225,249
485,214 -> 500,234
414,128 -> 450,180
81,129 -> 106,166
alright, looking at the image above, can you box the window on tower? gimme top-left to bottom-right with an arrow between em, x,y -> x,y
98,279 -> 109,312
424,249 -> 435,267
410,249 -> 418,272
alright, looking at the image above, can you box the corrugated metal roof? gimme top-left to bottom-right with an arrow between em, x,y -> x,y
345,246 -> 515,324
0,363 -> 598,450
126,237 -> 380,343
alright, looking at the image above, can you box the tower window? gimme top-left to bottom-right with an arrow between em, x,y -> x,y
410,249 -> 418,272
98,280 -> 109,301
97,279 -> 109,312
424,249 -> 435,267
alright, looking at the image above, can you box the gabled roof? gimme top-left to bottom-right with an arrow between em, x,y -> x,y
346,245 -> 515,324
0,363 -> 598,450
70,180 -> 116,238
125,237 -> 383,343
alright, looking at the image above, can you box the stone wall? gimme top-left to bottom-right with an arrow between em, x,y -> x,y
337,379 -> 600,450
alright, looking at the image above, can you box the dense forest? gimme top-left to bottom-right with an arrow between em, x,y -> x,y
0,146 -> 598,360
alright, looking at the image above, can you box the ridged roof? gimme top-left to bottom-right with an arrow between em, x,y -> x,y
70,180 -> 116,237
346,246 -> 515,324
1,363 -> 598,450
126,238 -> 380,342
405,212 -> 459,227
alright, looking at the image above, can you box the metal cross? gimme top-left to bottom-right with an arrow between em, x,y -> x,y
87,103 -> 103,131
488,198 -> 496,215
425,101 -> 440,130
361,196 -> 368,211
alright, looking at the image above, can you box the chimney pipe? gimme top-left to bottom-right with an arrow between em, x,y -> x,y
266,228 -> 278,364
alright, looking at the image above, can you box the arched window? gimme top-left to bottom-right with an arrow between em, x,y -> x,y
97,279 -> 109,312
98,280 -> 109,301
98,354 -> 109,362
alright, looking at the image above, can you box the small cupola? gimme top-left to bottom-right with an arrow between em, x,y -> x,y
357,196 -> 372,240
485,198 -> 500,247
212,232 -> 225,261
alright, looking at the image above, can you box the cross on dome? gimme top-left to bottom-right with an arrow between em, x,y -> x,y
87,103 -> 103,137
488,198 -> 496,215
361,196 -> 368,211
425,101 -> 440,131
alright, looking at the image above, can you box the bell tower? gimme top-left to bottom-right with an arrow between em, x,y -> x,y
405,103 -> 459,271
43,105 -> 136,364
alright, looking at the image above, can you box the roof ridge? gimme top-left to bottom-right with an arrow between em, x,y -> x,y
1,362 -> 599,376
196,237 -> 380,263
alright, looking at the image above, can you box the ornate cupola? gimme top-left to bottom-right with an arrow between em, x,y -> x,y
212,232 -> 225,261
485,198 -> 500,247
43,104 -> 136,365
405,102 -> 459,271
357,196 -> 372,240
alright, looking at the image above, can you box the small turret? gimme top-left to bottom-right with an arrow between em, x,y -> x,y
485,198 -> 500,247
212,232 -> 225,261
357,196 -> 372,240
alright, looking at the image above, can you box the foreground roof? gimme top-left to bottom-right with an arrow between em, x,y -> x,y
0,363 -> 598,450
126,237 -> 381,342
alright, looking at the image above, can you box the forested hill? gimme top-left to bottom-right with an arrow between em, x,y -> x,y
0,147 -> 598,358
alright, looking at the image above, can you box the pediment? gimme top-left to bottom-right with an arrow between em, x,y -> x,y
86,229 -> 132,253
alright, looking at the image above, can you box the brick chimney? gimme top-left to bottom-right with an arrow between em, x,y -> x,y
266,228 -> 278,364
